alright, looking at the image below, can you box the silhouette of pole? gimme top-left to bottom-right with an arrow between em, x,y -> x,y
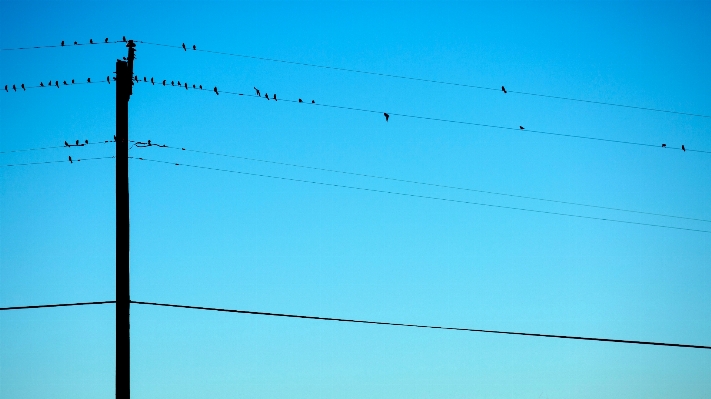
116,40 -> 135,399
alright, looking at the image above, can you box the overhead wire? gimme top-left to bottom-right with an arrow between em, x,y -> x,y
137,40 -> 711,119
130,156 -> 711,234
0,140 -> 114,154
0,300 -> 115,311
0,155 -> 114,167
0,39 -> 124,51
131,300 -> 711,350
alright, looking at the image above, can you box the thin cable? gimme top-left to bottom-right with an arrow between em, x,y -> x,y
137,40 -> 711,119
138,142 -> 710,224
0,140 -> 115,155
0,300 -> 115,311
1,155 -> 114,167
2,77 -> 112,92
132,301 -> 711,350
130,156 -> 711,234
0,40 -> 123,51
131,80 -> 710,155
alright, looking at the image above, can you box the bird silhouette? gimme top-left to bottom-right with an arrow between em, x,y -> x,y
21,84 -> 25,91
162,80 -> 166,86
662,144 -> 666,147
199,85 -> 202,90
148,140 -> 152,145
254,87 -> 260,96
184,83 -> 188,89
40,82 -> 44,87
105,38 -> 109,43
151,77 -> 154,85
74,41 -> 78,45
76,140 -> 80,145
85,140 -> 88,144
12,84 -> 16,92
55,81 -> 59,87
182,43 -> 186,51
273,93 -> 277,101
71,79 -> 75,84
87,78 -> 91,83
177,81 -> 181,86
214,86 -> 219,95
299,99 -> 303,103
63,81 -> 68,85
193,84 -> 196,89
682,145 -> 686,151
520,126 -> 524,130
192,45 -> 196,50
107,76 -> 110,84
3,85 -> 6,92
384,113 -> 390,122
68,156 -> 72,163
65,141 -> 70,147
61,41 -> 65,46
90,39 -> 94,44
171,81 -> 174,86
502,86 -> 507,94
265,93 -> 269,100
143,77 -> 147,82
122,36 -> 127,42
312,100 -> 315,103
135,76 -> 139,82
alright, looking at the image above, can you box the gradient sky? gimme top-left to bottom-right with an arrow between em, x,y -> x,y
1,1 -> 710,398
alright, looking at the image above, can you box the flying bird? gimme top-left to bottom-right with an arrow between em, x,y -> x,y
502,86 -> 507,94
90,39 -> 94,44
65,141 -> 70,147
12,84 -> 16,92
273,93 -> 277,101
682,145 -> 686,152
299,99 -> 303,103
87,78 -> 91,83
214,86 -> 219,95
254,87 -> 260,96
61,41 -> 65,46
384,113 -> 390,122
68,156 -> 72,163
192,45 -> 196,50
662,144 -> 666,147
182,43 -> 186,51
519,126 -> 524,130
105,38 -> 109,43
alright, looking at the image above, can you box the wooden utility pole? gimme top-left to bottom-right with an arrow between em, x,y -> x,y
116,39 -> 135,399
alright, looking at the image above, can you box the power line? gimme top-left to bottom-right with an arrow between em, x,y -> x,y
131,300 -> 711,350
0,155 -> 114,167
137,40 -> 711,119
129,142 -> 711,224
0,140 -> 114,154
0,300 -> 115,311
0,39 -> 124,51
2,77 -> 112,92
129,79 -> 709,155
130,156 -> 711,234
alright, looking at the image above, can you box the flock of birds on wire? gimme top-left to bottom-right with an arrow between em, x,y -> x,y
1,37 -> 691,151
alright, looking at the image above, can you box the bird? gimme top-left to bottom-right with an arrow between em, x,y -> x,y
85,140 -> 88,144
384,113 -> 390,122
519,126 -> 524,130
71,79 -> 75,84
55,81 -> 59,88
61,40 -> 65,46
147,140 -> 152,145
171,81 -> 174,86
151,77 -> 154,85
21,84 -> 25,91
143,77 -> 147,82
162,80 -> 166,86
177,81 -> 181,86
265,93 -> 269,100
3,85 -> 7,92
682,145 -> 686,151
39,82 -> 44,87
12,84 -> 16,92
299,99 -> 303,103
214,86 -> 219,95
311,100 -> 315,104
502,86 -> 507,94
192,45 -> 196,50
68,156 -> 73,163
63,81 -> 68,85
74,41 -> 78,45
273,93 -> 277,101
65,141 -> 70,147
182,43 -> 186,51
254,87 -> 260,96
199,85 -> 202,90
90,39 -> 94,44
662,144 -> 666,147
107,76 -> 110,84
122,36 -> 126,42
76,140 -> 80,145
105,38 -> 109,43
135,76 -> 139,82
192,84 -> 196,89
184,83 -> 188,89
87,78 -> 91,83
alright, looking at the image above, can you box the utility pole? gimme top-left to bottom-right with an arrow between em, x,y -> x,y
116,39 -> 135,399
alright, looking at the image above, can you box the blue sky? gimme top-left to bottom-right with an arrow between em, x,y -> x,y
1,1 -> 710,398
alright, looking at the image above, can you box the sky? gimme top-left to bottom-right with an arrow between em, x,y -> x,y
1,1 -> 710,398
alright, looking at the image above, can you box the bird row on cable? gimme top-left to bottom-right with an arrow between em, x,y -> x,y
134,140 -> 167,148
65,140 -> 89,147
181,43 -> 197,51
60,36 -> 127,46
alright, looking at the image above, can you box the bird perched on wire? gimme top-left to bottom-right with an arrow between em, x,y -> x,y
384,113 -> 390,122
682,145 -> 686,152
143,77 -> 147,82
299,99 -> 303,103
184,83 -> 188,89
68,156 -> 73,163
273,93 -> 277,101
193,84 -> 196,89
21,84 -> 25,91
122,36 -> 127,42
12,84 -> 16,92
135,76 -> 139,82
85,140 -> 88,144
662,144 -> 666,148
192,45 -> 196,50
151,77 -> 154,85
76,140 -> 80,145
87,78 -> 91,83
90,39 -> 94,44
177,81 -> 181,86
214,86 -> 219,95
55,81 -> 59,88
63,81 -> 68,85
171,81 -> 174,86
311,100 -> 315,104
265,93 -> 269,100
182,43 -> 186,51
502,86 -> 507,94
254,87 -> 260,96
107,76 -> 111,84
39,82 -> 44,87
74,41 -> 78,45
61,40 -> 65,46
72,79 -> 75,84
162,80 -> 166,86
65,141 -> 70,147
199,85 -> 202,90
519,126 -> 524,130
